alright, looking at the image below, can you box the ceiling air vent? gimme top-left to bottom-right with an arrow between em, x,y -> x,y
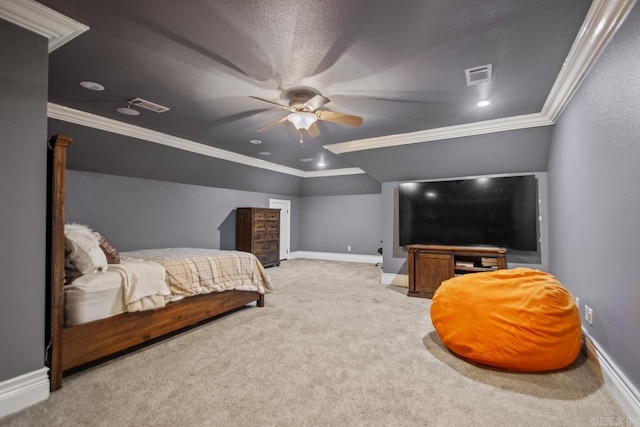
465,64 -> 493,86
129,97 -> 170,113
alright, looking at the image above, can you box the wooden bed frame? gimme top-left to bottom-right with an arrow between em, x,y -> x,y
47,135 -> 264,391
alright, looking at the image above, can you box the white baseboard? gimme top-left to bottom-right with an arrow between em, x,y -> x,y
381,272 -> 409,288
0,367 -> 49,418
582,329 -> 640,419
288,251 -> 382,264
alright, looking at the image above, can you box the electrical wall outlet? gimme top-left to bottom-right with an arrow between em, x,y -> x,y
347,246 -> 351,252
585,305 -> 593,325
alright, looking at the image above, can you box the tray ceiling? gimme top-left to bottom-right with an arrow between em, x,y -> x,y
3,0 -> 634,178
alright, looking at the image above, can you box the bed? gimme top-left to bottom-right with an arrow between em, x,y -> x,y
47,135 -> 272,390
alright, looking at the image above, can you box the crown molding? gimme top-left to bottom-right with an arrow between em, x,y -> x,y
324,113 -> 551,155
541,0 -> 637,122
48,103 -> 365,178
303,168 -> 366,178
0,0 -> 88,52
48,103 -> 305,177
325,0 -> 636,155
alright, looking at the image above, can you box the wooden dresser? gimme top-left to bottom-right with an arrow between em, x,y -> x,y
236,207 -> 280,267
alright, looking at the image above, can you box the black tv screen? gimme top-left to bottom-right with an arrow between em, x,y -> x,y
398,175 -> 538,251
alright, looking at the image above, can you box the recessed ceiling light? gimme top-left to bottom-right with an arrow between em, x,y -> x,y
258,151 -> 271,156
80,81 -> 105,91
250,139 -> 262,144
477,100 -> 491,107
317,161 -> 326,167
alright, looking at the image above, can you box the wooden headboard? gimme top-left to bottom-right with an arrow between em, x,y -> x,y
47,134 -> 72,391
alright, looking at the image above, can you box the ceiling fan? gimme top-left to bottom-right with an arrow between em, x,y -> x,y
250,89 -> 363,145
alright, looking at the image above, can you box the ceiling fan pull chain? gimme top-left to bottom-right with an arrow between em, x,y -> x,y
299,130 -> 304,146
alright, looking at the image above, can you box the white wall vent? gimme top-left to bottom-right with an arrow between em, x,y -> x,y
130,97 -> 170,113
465,64 -> 493,86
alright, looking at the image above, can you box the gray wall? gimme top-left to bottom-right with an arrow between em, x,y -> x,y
547,4 -> 640,396
48,119 -> 380,200
299,194 -> 383,256
67,170 -> 383,257
301,174 -> 381,196
382,173 -> 548,276
0,21 -> 48,381
341,126 -> 553,183
66,170 -> 301,253
48,119 -> 304,197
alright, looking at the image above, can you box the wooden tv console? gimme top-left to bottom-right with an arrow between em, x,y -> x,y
407,244 -> 507,299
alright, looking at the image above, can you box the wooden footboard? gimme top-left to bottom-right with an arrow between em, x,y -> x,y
62,290 -> 263,371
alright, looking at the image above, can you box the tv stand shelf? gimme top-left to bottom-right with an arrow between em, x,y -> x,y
407,244 -> 507,299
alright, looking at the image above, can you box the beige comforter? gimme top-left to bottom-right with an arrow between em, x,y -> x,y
109,261 -> 170,312
120,248 -> 273,301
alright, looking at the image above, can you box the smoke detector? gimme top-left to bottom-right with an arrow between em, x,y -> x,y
465,64 -> 493,86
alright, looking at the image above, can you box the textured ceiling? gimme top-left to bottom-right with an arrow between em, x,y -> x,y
41,0 -> 591,173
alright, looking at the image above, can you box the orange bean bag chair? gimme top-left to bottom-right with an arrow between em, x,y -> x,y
430,267 -> 581,372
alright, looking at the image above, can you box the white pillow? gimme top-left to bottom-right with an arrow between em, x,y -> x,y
64,223 -> 108,274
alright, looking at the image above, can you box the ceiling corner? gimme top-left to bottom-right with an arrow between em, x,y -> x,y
325,0 -> 636,155
0,0 -> 88,52
541,0 -> 637,123
48,103 -> 365,179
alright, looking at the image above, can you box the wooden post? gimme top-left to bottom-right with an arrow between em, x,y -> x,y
48,135 -> 72,391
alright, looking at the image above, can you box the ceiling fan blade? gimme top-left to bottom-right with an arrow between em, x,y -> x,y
303,95 -> 330,111
316,110 -> 363,127
249,96 -> 290,110
307,122 -> 321,138
257,115 -> 288,132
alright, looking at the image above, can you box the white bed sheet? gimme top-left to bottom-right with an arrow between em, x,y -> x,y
65,270 -> 126,326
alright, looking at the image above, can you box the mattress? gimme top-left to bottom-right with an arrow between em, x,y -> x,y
65,249 -> 272,326
65,271 -> 126,326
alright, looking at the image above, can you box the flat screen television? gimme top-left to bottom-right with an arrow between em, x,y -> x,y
398,175 -> 538,251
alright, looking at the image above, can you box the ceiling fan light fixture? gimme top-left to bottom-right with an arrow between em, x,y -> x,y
287,112 -> 317,130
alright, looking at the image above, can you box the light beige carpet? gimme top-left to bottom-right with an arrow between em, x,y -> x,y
1,259 -> 625,426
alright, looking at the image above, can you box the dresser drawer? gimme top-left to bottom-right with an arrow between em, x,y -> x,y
253,221 -> 279,233
254,242 -> 278,253
253,210 -> 269,220
253,209 -> 280,221
254,232 -> 278,243
265,210 -> 280,221
253,221 -> 268,232
256,250 -> 279,267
